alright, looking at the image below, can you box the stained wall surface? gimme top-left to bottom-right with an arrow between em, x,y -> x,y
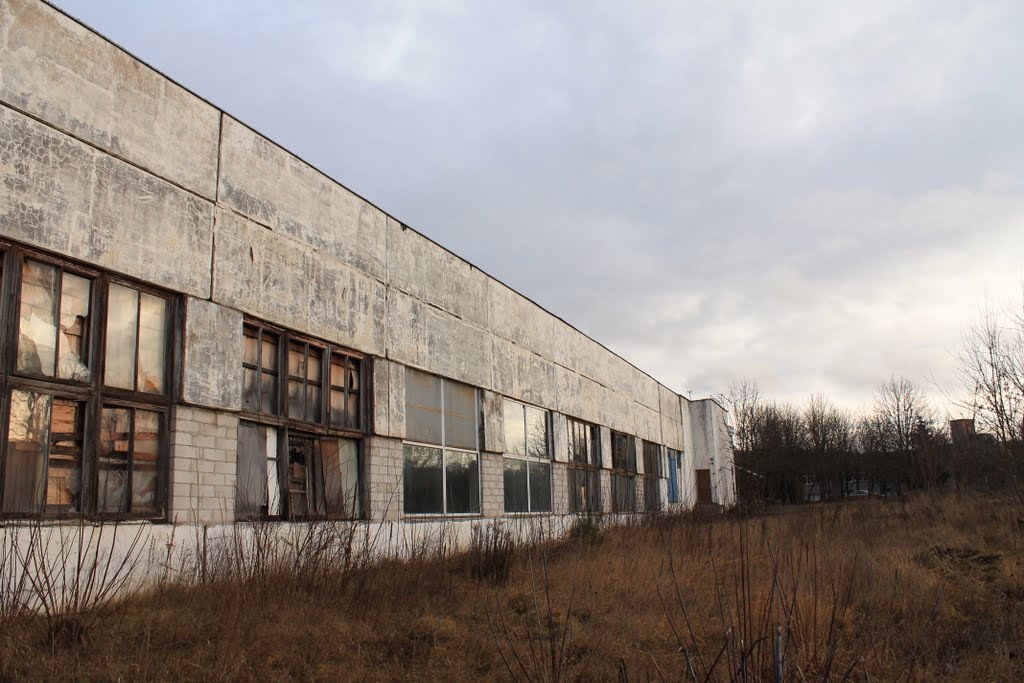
0,0 -> 737,527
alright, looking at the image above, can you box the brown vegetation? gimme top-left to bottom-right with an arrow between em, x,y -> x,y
1,493 -> 1022,681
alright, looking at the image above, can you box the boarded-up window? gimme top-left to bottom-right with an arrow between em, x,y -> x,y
236,422 -> 281,518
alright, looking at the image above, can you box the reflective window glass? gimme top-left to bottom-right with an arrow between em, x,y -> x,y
406,370 -> 442,445
403,444 -> 443,514
17,260 -> 58,376
137,293 -> 167,394
104,284 -> 138,390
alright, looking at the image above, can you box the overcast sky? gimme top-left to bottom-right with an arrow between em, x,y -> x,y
53,0 -> 1024,416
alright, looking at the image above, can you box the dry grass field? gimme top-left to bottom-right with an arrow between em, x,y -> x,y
1,493 -> 1022,681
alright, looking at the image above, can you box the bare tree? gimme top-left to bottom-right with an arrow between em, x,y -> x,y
952,294 -> 1024,446
723,378 -> 762,453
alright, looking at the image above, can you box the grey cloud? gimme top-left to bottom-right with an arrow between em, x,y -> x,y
53,0 -> 1024,412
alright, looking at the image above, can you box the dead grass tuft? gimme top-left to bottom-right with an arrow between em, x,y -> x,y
0,493 -> 1021,680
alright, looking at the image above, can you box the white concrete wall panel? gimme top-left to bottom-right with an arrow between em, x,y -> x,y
212,208 -> 386,356
183,298 -> 244,411
0,0 -> 221,198
386,217 -> 489,328
218,117 -> 387,282
0,105 -> 214,297
488,280 -> 554,360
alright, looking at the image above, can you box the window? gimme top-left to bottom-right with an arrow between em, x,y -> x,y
667,448 -> 682,504
502,399 -> 551,513
642,440 -> 664,512
403,369 -> 480,515
236,320 -> 365,520
567,417 -> 601,513
610,431 -> 637,513
0,242 -> 175,519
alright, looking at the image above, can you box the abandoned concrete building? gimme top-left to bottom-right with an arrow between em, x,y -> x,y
0,0 -> 735,546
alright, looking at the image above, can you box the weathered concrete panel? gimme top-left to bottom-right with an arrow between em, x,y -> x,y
480,390 -> 504,454
183,298 -> 243,411
372,359 -> 391,437
218,117 -> 386,281
386,217 -> 488,327
551,412 -> 568,463
660,414 -> 683,451
0,0 -> 220,198
578,376 -> 607,429
632,367 -> 661,413
490,336 -> 555,408
0,105 -> 213,297
659,384 -> 680,421
213,208 -> 386,355
388,361 -> 406,441
421,302 -> 492,390
633,437 -> 645,475
387,289 -> 492,390
631,401 -> 662,444
553,364 -> 583,420
488,280 -> 554,359
598,426 -> 612,470
603,387 -> 634,435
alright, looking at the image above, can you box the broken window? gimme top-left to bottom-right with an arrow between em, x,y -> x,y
237,319 -> 366,520
502,399 -> 551,513
0,241 -> 175,519
567,417 -> 601,514
403,369 -> 480,515
642,440 -> 664,512
97,407 -> 162,516
236,422 -> 281,518
610,431 -> 637,513
16,259 -> 92,381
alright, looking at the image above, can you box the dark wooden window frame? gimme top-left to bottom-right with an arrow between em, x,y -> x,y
0,239 -> 179,521
641,440 -> 664,513
566,416 -> 602,514
609,430 -> 637,513
238,318 -> 368,522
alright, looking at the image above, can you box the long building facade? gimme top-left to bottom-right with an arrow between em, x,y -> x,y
0,0 -> 735,542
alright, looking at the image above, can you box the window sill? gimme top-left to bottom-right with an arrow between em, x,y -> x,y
401,513 -> 482,522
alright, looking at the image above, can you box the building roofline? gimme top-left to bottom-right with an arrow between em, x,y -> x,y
43,0 -> 701,400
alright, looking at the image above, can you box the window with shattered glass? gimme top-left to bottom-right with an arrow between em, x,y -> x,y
236,320 -> 365,521
0,242 -> 174,519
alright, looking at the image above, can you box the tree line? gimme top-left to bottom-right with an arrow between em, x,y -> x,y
724,288 -> 1024,506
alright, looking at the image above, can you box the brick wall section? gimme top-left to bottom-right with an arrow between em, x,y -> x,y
551,462 -> 569,514
365,437 -> 403,522
169,406 -> 238,525
480,452 -> 503,517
